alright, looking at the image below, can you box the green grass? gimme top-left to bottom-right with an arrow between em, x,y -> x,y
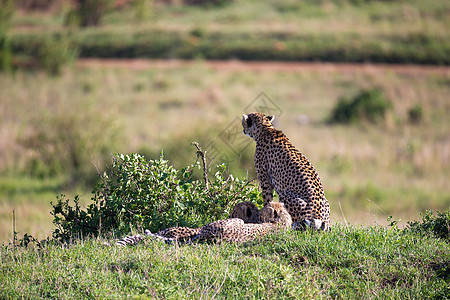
9,0 -> 450,64
12,0 -> 450,35
1,226 -> 449,298
0,176 -> 86,244
11,28 -> 450,64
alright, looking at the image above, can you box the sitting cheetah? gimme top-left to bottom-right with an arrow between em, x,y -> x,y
116,202 -> 291,245
242,112 -> 330,230
116,201 -> 262,246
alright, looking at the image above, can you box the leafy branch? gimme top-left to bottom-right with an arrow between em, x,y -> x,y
48,144 -> 262,242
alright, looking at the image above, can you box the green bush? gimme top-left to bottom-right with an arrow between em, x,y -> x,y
0,0 -> 14,73
36,34 -> 78,75
408,104 -> 424,124
0,31 -> 12,72
133,0 -> 151,21
50,152 -> 261,242
328,88 -> 393,124
0,0 -> 14,25
66,0 -> 113,27
406,209 -> 449,242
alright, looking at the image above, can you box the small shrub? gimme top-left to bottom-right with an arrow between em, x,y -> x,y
0,0 -> 14,73
406,209 -> 449,242
36,34 -> 78,75
133,0 -> 152,21
328,88 -> 393,124
0,31 -> 12,72
50,151 -> 261,242
66,0 -> 113,27
408,104 -> 424,124
0,0 -> 14,25
190,27 -> 206,39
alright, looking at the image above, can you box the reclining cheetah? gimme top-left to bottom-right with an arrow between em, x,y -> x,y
242,112 -> 330,230
116,201 -> 261,246
116,201 -> 291,245
117,201 -> 260,246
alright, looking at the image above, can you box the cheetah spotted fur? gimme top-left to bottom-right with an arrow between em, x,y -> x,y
116,202 -> 291,245
242,112 -> 330,230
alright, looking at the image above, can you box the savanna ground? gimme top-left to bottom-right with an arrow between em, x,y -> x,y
1,59 -> 449,242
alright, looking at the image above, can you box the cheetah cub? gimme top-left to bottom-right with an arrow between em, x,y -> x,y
192,201 -> 292,243
116,202 -> 291,245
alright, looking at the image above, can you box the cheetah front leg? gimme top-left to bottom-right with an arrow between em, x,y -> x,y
292,219 -> 328,231
278,192 -> 328,231
261,181 -> 274,207
256,169 -> 274,206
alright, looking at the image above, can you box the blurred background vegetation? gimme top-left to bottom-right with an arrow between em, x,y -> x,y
0,0 -> 449,242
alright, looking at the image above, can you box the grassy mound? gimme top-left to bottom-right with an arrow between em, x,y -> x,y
1,225 -> 448,298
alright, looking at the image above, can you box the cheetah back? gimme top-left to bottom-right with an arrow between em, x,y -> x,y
242,112 -> 330,229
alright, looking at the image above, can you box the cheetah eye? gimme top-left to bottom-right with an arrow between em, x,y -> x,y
246,117 -> 253,127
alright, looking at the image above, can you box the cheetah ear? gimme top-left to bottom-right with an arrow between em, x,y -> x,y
266,115 -> 275,123
260,207 -> 274,222
243,114 -> 253,127
246,207 -> 252,218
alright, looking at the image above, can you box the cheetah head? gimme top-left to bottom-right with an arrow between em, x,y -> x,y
230,201 -> 260,224
260,202 -> 292,229
242,112 -> 275,140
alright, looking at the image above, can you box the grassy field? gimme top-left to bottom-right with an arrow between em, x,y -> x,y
1,226 -> 448,298
0,61 -> 449,242
12,0 -> 449,37
9,0 -> 450,64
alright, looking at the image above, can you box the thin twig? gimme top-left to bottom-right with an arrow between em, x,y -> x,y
92,154 -> 103,237
192,142 -> 209,190
12,209 -> 15,250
